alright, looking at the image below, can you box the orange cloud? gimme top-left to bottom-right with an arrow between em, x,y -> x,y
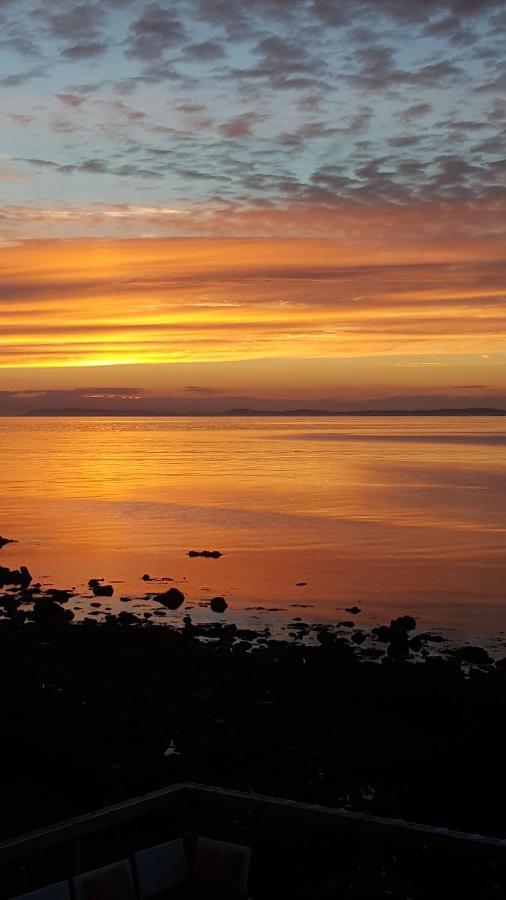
0,238 -> 504,402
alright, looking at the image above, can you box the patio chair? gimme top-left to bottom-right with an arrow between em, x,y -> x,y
10,883 -> 70,900
135,838 -> 188,898
73,859 -> 136,900
189,837 -> 251,899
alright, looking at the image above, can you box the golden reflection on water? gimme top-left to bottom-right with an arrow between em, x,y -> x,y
1,416 -> 505,635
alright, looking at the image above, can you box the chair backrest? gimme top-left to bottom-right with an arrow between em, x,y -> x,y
10,883 -> 70,900
190,836 -> 251,898
134,838 -> 188,898
73,859 -> 135,900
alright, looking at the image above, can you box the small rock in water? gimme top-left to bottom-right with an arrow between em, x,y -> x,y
345,606 -> 362,615
33,597 -> 74,626
210,596 -> 228,613
0,536 -> 16,548
0,565 -> 31,589
46,589 -> 72,604
156,587 -> 185,609
91,583 -> 114,597
295,582 -> 307,586
142,573 -> 151,581
187,550 -> 223,558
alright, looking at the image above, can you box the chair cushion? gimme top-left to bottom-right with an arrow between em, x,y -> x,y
81,863 -> 136,900
190,842 -> 245,899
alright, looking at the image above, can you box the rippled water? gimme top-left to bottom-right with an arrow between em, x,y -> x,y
1,416 -> 505,640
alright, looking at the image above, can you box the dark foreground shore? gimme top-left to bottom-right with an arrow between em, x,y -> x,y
2,609 -> 506,847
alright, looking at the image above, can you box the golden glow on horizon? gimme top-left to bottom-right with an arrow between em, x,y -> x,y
0,239 -> 505,394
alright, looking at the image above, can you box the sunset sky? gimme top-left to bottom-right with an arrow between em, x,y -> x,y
0,0 -> 505,413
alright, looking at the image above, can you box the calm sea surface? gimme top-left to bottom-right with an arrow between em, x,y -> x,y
1,416 -> 505,641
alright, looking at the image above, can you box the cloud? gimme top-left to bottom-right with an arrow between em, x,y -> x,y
125,4 -> 186,60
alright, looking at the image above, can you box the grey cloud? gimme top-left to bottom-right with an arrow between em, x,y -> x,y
60,41 -> 108,60
397,102 -> 432,122
125,4 -> 187,60
185,40 -> 226,61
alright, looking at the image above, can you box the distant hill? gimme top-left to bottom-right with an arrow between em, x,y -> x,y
21,406 -> 506,417
222,407 -> 506,417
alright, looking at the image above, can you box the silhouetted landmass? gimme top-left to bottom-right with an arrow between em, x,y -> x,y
222,407 -> 506,416
22,406 -> 506,417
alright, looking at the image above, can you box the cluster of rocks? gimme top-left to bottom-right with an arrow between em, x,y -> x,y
187,549 -> 223,558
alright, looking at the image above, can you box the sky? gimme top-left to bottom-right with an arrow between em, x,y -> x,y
0,0 -> 505,413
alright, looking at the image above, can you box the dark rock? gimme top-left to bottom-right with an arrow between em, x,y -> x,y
187,550 -> 223,558
391,615 -> 417,636
90,601 -> 101,608
142,573 -> 151,581
345,606 -> 362,615
0,536 -> 16,548
317,630 -> 335,645
46,589 -> 72,603
454,646 -> 492,666
295,582 -> 307,586
210,596 -> 228,613
338,621 -> 354,628
373,625 -> 392,643
156,587 -> 185,609
351,630 -> 366,645
387,637 -> 411,661
0,594 -> 21,616
91,583 -> 114,597
117,611 -> 140,626
373,616 -> 417,643
33,597 -> 74,626
0,565 -> 32,588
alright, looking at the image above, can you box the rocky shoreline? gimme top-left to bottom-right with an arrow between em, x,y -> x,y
2,543 -> 506,853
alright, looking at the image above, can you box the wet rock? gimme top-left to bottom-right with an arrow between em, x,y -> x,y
0,536 -> 16,548
156,587 -> 185,609
373,616 -> 417,643
46,589 -> 72,603
120,597 -> 132,603
351,630 -> 366,645
33,597 -> 74,626
295,582 -> 307,586
454,646 -> 492,666
345,606 -> 362,615
387,637 -> 411,661
117,611 -> 140,626
391,615 -> 417,636
210,596 -> 228,613
338,621 -> 354,628
187,550 -> 223,558
317,629 -> 335,645
142,574 -> 151,581
90,601 -> 101,608
409,635 -> 425,653
372,625 -> 392,643
91,583 -> 114,597
82,616 -> 98,628
0,565 -> 32,589
0,594 -> 21,616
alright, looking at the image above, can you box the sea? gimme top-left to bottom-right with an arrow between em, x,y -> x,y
1,416 -> 505,646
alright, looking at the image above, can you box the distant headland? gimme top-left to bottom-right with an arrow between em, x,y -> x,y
19,406 -> 506,417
